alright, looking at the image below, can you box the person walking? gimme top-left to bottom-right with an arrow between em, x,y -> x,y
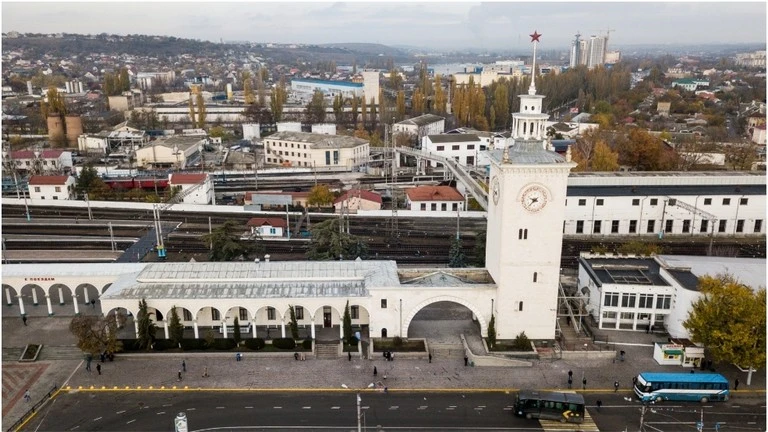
582,377 -> 587,390
614,381 -> 619,392
596,399 -> 602,412
182,360 -> 186,372
373,366 -> 378,376
91,299 -> 96,309
85,355 -> 92,372
632,376 -> 638,387
567,377 -> 573,389
348,351 -> 352,361
428,353 -> 432,363
734,379 -> 740,390
178,370 -> 183,381
22,315 -> 27,326
464,354 -> 469,367
202,366 -> 209,378
568,370 -> 573,380
96,364 -> 101,375
24,390 -> 31,402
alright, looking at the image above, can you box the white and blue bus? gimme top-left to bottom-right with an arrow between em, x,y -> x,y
634,372 -> 730,403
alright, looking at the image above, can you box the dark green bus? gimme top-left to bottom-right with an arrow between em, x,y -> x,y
514,390 -> 586,423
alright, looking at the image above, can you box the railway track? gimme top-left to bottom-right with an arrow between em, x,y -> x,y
2,204 -> 764,266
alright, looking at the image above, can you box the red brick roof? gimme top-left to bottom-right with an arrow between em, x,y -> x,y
246,217 -> 288,228
169,173 -> 207,184
333,189 -> 383,205
28,175 -> 71,185
405,186 -> 464,202
12,149 -> 64,159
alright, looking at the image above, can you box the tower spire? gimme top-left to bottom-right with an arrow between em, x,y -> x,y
528,30 -> 541,95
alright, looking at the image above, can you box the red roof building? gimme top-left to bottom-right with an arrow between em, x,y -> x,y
405,186 -> 464,202
28,175 -> 71,185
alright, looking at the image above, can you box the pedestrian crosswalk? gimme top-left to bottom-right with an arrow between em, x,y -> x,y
539,411 -> 600,431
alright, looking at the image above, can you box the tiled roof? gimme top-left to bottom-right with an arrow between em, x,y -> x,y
28,175 -> 71,185
397,114 -> 445,127
334,189 -> 383,204
169,173 -> 207,184
246,217 -> 288,228
426,134 -> 481,143
11,149 -> 64,159
405,186 -> 464,202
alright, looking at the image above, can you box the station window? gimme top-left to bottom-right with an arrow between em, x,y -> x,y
755,220 -> 763,233
632,199 -> 640,206
518,301 -> 524,312
740,198 -> 748,205
518,228 -> 528,240
722,198 -> 731,205
665,220 -> 674,233
183,309 -> 192,321
736,220 -> 745,233
578,199 -> 586,206
533,272 -> 538,283
647,220 -> 656,233
611,220 -> 619,233
650,198 -> 658,205
700,219 -> 709,233
351,306 -> 359,319
267,307 -> 276,320
718,220 -> 727,233
239,308 -> 248,321
604,293 -> 619,307
211,309 -> 220,321
381,299 -> 387,309
704,198 -> 712,205
629,220 -> 637,233
682,220 -> 691,233
593,220 -> 601,234
596,199 -> 604,206
576,220 -> 584,234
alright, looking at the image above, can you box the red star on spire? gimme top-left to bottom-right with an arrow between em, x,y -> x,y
530,31 -> 542,43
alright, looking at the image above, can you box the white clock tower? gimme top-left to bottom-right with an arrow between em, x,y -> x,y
486,31 -> 576,340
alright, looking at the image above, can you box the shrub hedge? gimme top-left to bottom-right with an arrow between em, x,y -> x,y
244,338 -> 266,350
302,338 -> 313,349
271,338 -> 296,349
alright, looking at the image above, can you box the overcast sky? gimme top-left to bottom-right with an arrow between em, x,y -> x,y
2,2 -> 766,51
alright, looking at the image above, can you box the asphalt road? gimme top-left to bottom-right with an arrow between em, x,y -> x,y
21,391 -> 766,432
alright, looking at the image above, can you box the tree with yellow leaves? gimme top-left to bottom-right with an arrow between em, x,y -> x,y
684,274 -> 765,385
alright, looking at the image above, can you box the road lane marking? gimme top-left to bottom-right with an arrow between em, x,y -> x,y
186,408 -> 196,411
302,406 -> 311,409
115,410 -> 126,414
331,406 -> 341,410
273,406 -> 282,409
163,404 -> 172,407
126,419 -> 135,424
157,411 -> 165,415
245,406 -> 253,409
92,417 -> 102,421
389,406 -> 399,410
216,406 -> 225,409
418,406 -> 428,410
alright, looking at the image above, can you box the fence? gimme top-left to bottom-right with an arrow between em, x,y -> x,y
6,384 -> 59,432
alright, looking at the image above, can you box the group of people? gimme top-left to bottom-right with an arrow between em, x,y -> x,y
293,352 -> 307,361
382,351 -> 395,361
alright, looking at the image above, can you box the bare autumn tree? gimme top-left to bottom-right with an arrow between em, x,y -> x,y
69,313 -> 125,355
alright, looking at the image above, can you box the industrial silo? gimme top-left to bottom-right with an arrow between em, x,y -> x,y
64,115 -> 83,147
47,115 -> 65,145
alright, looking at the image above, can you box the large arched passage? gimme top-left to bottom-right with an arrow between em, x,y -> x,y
404,297 -> 486,343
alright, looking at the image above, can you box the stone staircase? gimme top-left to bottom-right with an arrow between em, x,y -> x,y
37,346 -> 85,361
2,347 -> 23,362
314,341 -> 339,359
429,343 -> 465,359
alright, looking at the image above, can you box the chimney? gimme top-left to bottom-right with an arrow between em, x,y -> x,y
264,254 -> 270,262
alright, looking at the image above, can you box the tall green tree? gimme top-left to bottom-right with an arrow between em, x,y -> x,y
288,305 -> 299,340
270,78 -> 287,122
200,220 -> 258,261
332,94 -> 344,125
188,95 -> 196,127
487,314 -> 496,348
305,90 -> 327,123
343,300 -> 353,344
242,71 -> 255,104
684,274 -> 766,384
395,90 -> 406,121
233,317 -> 242,346
307,184 -> 335,210
351,96 -> 359,128
168,306 -> 184,347
448,238 -> 466,268
196,92 -> 206,128
306,219 -> 369,261
137,298 -> 157,351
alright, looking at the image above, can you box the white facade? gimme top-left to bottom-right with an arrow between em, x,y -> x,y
242,123 -> 261,140
277,122 -> 302,133
263,131 -> 369,171
361,70 -> 380,104
77,134 -> 109,153
28,175 -> 76,201
422,134 -> 488,167
578,253 -> 766,338
393,114 -> 445,141
169,173 -> 215,205
563,173 -> 766,237
311,123 -> 337,135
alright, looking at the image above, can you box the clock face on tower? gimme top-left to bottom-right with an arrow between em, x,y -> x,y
491,176 -> 500,205
521,185 -> 548,212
